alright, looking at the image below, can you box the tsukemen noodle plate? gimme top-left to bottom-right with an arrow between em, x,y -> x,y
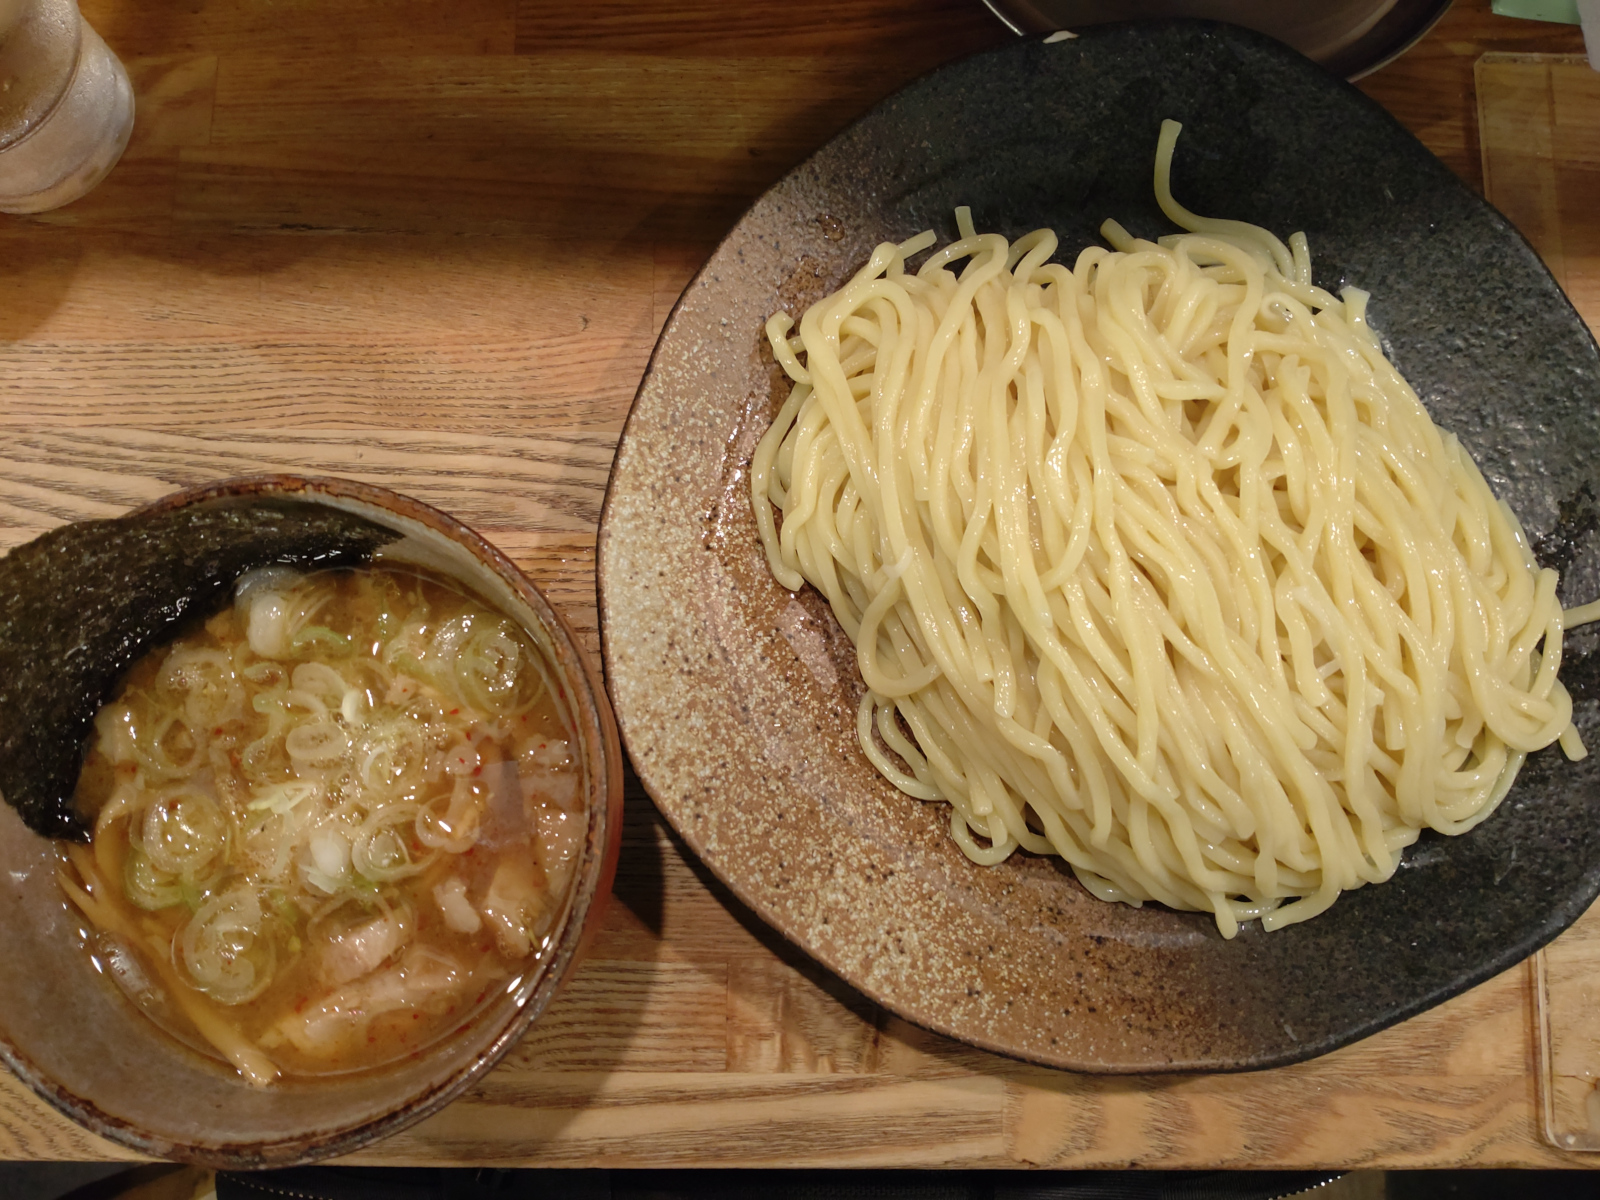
597,23 -> 1600,1072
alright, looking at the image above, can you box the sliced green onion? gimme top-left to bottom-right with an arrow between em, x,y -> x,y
246,780 -> 321,815
141,790 -> 229,878
293,625 -> 352,654
178,886 -> 276,1005
124,849 -> 184,911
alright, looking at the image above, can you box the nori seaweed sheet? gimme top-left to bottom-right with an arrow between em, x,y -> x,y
0,502 -> 395,841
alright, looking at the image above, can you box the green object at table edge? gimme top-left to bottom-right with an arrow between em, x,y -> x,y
1493,0 -> 1580,25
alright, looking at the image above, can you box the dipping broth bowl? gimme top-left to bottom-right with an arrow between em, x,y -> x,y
0,475 -> 624,1167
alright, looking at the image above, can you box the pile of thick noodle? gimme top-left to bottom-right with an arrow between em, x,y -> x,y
751,120 -> 1598,937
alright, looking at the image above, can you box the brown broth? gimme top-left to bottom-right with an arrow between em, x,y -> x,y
63,566 -> 584,1081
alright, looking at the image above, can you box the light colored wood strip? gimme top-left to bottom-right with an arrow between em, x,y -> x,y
157,147 -> 766,240
1006,1069 -> 1566,1169
0,428 -> 613,537
1477,53 -> 1600,337
1538,895 -> 1600,1140
367,1073 -> 1008,1167
1548,62 -> 1600,336
514,0 -> 1008,57
78,0 -> 519,58
0,231 -> 653,343
1477,56 -> 1566,286
169,140 -> 780,195
0,340 -> 642,431
0,1071 -> 143,1162
207,54 -> 902,156
1555,164 -> 1600,336
1551,60 -> 1600,168
510,960 -> 728,1072
496,536 -> 598,647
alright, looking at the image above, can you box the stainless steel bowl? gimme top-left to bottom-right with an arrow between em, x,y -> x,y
978,0 -> 1453,79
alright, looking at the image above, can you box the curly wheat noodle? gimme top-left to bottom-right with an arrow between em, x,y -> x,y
750,119 -> 1600,939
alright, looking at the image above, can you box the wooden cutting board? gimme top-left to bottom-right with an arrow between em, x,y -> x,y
0,0 -> 1597,1171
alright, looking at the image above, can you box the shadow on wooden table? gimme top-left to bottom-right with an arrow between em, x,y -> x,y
614,762 -> 1040,1078
0,238 -> 85,343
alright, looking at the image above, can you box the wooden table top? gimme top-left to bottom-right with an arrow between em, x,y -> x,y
3,0 -> 1598,1171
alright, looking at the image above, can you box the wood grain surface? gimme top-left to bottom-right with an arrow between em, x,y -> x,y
1478,53 -> 1600,334
1479,52 -> 1600,1156
2,0 -> 1599,1170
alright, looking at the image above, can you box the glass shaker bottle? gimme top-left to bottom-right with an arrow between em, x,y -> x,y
0,0 -> 133,213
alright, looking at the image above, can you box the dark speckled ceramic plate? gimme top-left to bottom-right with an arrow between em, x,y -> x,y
598,22 -> 1600,1072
